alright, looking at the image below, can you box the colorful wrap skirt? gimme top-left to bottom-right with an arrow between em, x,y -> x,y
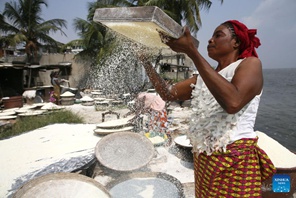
53,85 -> 61,100
194,138 -> 276,198
149,109 -> 168,133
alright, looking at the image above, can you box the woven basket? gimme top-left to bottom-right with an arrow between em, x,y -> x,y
13,172 -> 111,198
61,98 -> 75,106
81,101 -> 94,106
95,132 -> 154,171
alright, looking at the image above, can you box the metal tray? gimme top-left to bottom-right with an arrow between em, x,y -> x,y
93,6 -> 199,48
106,172 -> 185,198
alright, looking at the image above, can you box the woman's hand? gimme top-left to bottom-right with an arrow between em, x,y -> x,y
158,26 -> 197,54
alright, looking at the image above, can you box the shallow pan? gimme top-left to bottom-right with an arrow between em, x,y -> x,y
93,6 -> 198,48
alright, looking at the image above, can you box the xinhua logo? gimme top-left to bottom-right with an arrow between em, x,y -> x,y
272,174 -> 290,193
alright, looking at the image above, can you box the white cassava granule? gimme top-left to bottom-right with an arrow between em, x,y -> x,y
0,123 -> 99,198
80,96 -> 94,102
149,136 -> 165,145
60,91 -> 75,97
256,131 -> 296,168
41,102 -> 64,110
22,90 -> 36,99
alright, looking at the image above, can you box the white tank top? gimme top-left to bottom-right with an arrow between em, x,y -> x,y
188,59 -> 259,155
218,59 -> 260,141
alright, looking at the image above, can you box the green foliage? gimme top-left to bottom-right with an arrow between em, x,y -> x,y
0,0 -> 67,63
0,110 -> 84,140
70,1 -> 118,67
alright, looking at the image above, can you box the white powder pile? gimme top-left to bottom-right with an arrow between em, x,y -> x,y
60,91 -> 75,97
41,102 -> 63,110
146,147 -> 194,184
19,179 -> 109,198
91,91 -> 102,95
109,177 -> 180,198
80,96 -> 94,102
149,136 -> 165,145
0,123 -> 99,198
22,90 -> 36,99
256,131 -> 296,168
96,117 -> 132,129
0,111 -> 16,116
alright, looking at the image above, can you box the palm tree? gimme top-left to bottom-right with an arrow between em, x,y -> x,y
64,1 -> 119,89
68,1 -> 118,63
0,0 -> 67,64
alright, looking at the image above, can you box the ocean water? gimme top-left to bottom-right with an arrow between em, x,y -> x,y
255,68 -> 296,152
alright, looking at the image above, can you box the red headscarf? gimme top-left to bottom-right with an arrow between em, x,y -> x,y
226,20 -> 261,59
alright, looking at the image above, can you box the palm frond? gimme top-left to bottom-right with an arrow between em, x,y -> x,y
0,0 -> 69,64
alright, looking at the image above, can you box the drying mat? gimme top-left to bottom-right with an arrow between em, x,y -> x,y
96,117 -> 132,129
32,103 -> 46,108
18,110 -> 46,117
106,172 -> 185,198
95,132 -> 154,171
1,107 -> 20,112
0,115 -> 17,120
15,109 -> 30,114
94,126 -> 134,135
0,111 -> 16,116
12,172 -> 110,198
93,97 -> 106,101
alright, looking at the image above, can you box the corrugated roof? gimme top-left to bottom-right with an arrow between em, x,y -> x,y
0,62 -> 72,70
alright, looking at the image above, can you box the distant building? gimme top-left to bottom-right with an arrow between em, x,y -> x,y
157,50 -> 195,81
70,46 -> 84,54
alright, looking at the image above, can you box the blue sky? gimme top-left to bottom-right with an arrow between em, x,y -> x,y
1,0 -> 295,69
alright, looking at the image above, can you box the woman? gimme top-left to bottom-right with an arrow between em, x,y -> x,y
50,71 -> 64,105
140,20 -> 276,197
136,92 -> 168,133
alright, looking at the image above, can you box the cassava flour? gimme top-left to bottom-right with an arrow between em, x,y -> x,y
256,131 -> 296,168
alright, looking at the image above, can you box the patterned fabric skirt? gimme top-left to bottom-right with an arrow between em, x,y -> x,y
53,85 -> 61,100
194,138 -> 276,198
149,109 -> 168,132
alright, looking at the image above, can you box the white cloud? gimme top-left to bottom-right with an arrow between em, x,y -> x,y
244,0 -> 296,29
243,0 -> 296,68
